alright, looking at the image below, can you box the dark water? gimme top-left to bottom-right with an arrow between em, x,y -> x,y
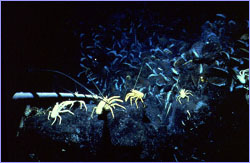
2,1 -> 249,161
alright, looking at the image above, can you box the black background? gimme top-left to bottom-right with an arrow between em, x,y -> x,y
2,1 -> 249,161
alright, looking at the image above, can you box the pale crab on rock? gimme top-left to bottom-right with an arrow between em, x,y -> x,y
125,89 -> 145,109
236,68 -> 249,84
176,89 -> 193,104
91,96 -> 126,118
48,100 -> 88,125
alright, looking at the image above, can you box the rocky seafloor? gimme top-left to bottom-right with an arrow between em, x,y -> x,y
4,2 -> 249,162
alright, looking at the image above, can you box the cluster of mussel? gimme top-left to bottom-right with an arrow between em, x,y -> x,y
139,14 -> 249,124
167,14 -> 249,101
77,12 -> 249,112
77,9 -> 185,96
74,12 -> 249,161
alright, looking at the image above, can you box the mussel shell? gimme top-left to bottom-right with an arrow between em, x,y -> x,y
173,57 -> 185,68
205,66 -> 230,87
207,76 -> 227,87
207,67 -> 229,78
156,78 -> 167,87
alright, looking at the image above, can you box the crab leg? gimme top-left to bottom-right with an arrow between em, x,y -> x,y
109,107 -> 115,118
78,100 -> 88,111
48,111 -> 51,120
60,110 -> 74,115
111,103 -> 126,110
125,93 -> 133,101
91,107 -> 96,118
178,97 -> 182,104
109,98 -> 123,104
135,98 -> 139,108
108,96 -> 121,101
51,117 -> 57,126
130,96 -> 136,106
139,97 -> 145,107
58,115 -> 62,125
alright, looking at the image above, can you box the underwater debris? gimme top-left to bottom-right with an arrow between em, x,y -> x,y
12,92 -> 100,100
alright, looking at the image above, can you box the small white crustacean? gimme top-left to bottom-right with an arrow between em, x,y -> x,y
125,89 -> 145,109
236,69 -> 249,84
91,96 -> 126,118
48,100 -> 87,125
176,89 -> 193,104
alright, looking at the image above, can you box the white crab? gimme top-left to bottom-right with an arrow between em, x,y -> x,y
176,89 -> 193,104
48,100 -> 87,125
125,89 -> 145,109
236,69 -> 249,84
91,96 -> 126,118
